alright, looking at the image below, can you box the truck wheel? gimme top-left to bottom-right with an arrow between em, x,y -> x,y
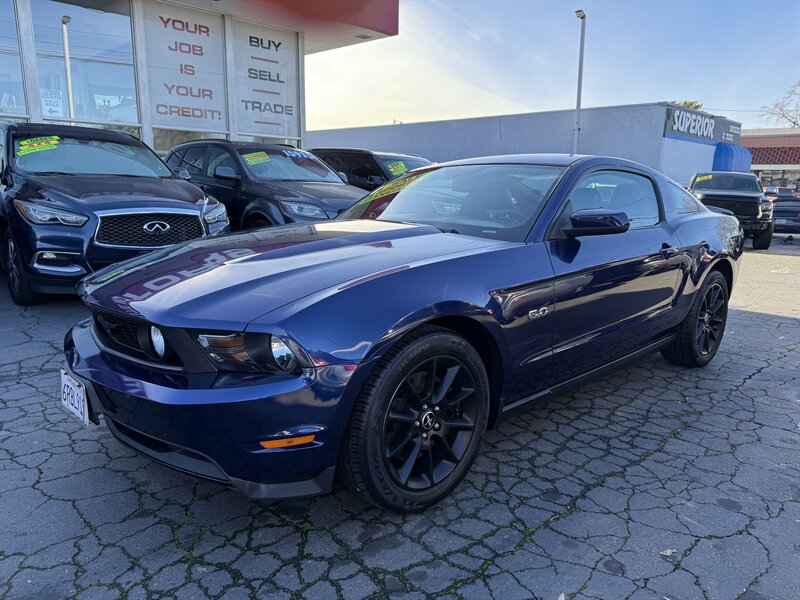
661,270 -> 728,368
338,326 -> 489,512
3,229 -> 46,306
752,223 -> 773,250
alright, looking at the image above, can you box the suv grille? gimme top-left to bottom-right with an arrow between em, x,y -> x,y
699,195 -> 759,217
95,213 -> 204,247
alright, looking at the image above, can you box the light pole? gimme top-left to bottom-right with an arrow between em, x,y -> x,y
61,15 -> 75,122
573,9 -> 586,155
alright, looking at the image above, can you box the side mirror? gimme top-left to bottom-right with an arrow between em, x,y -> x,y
337,171 -> 349,184
173,167 -> 191,180
563,209 -> 630,237
214,166 -> 240,180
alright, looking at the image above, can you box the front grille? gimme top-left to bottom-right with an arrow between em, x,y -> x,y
95,212 -> 204,247
94,311 -> 142,352
699,196 -> 759,217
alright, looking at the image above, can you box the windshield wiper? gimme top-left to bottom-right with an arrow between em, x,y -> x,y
434,226 -> 461,234
28,171 -> 75,176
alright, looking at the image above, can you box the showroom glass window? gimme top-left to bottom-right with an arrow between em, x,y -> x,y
31,0 -> 138,125
0,1 -> 27,116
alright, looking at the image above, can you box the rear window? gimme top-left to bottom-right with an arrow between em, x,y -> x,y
691,173 -> 761,193
13,135 -> 171,177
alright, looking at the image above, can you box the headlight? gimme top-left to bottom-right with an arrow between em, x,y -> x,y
279,200 -> 327,219
197,332 -> 301,373
14,200 -> 88,226
203,199 -> 228,224
149,326 -> 166,358
759,199 -> 773,212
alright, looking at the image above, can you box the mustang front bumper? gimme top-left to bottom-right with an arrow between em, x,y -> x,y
64,318 -> 366,499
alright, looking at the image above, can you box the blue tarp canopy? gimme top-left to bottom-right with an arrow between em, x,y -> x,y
713,143 -> 752,172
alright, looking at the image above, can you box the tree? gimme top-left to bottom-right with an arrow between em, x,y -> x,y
672,100 -> 704,110
762,81 -> 800,128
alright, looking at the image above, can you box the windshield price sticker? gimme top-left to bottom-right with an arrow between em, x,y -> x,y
362,173 -> 426,203
387,161 -> 408,176
696,174 -> 713,182
243,151 -> 271,165
20,136 -> 60,146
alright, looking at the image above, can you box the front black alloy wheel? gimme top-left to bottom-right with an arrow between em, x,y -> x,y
661,270 -> 728,368
339,326 -> 489,512
382,355 -> 480,491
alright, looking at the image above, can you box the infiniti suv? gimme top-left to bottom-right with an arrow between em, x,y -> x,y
0,122 -> 229,305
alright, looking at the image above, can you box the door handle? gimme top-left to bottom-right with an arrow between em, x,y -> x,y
660,244 -> 679,258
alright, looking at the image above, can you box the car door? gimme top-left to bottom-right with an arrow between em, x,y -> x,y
546,167 -> 684,381
204,146 -> 244,228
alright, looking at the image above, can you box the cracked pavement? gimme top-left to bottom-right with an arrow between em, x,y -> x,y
1,238 -> 799,600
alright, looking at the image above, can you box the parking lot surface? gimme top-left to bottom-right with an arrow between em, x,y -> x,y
1,239 -> 799,600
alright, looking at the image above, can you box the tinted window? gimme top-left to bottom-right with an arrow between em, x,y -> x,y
165,149 -> 184,169
319,153 -> 351,172
180,146 -> 207,176
339,164 -> 565,242
691,173 -> 761,193
349,156 -> 386,187
237,148 -> 342,183
13,136 -> 171,177
560,170 -> 660,230
207,146 -> 239,177
664,182 -> 702,215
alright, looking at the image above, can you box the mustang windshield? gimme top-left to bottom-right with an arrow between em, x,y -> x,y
338,164 -> 565,242
13,136 -> 171,177
238,148 -> 343,183
692,173 -> 761,193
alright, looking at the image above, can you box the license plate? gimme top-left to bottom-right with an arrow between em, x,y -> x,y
775,219 -> 788,225
60,368 -> 89,426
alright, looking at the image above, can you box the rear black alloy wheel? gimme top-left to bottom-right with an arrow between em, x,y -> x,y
339,326 -> 489,512
382,356 -> 479,491
695,283 -> 725,357
661,270 -> 728,368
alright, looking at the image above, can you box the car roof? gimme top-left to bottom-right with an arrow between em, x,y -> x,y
310,148 -> 427,160
695,171 -> 756,176
171,139 -> 298,153
3,121 -> 138,143
438,153 -> 592,168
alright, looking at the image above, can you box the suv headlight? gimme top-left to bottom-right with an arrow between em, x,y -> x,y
14,200 -> 88,226
197,332 -> 300,373
203,199 -> 228,224
279,200 -> 326,219
759,199 -> 773,212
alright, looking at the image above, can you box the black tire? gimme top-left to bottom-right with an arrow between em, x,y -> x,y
752,223 -> 773,250
247,218 -> 272,230
661,270 -> 728,368
3,229 -> 45,306
338,326 -> 489,512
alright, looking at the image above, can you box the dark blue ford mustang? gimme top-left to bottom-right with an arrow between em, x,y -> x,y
62,154 -> 743,511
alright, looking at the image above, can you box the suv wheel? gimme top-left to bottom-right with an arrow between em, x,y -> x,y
3,229 -> 45,306
339,326 -> 489,512
752,222 -> 773,250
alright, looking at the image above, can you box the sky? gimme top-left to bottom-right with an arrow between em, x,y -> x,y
305,0 -> 800,131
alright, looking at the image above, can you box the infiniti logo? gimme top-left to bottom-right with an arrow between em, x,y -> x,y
420,411 -> 435,430
143,221 -> 170,236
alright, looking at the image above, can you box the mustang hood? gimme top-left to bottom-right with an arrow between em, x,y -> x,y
18,175 -> 204,211
80,220 -> 508,329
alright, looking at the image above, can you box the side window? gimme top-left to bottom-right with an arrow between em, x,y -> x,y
664,182 -> 701,216
558,170 -> 660,231
322,153 -> 351,173
206,146 -> 239,177
349,156 -> 386,187
180,145 -> 207,176
165,149 -> 184,169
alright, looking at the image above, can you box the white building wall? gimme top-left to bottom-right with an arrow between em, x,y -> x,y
659,137 -> 716,185
308,103 -> 669,169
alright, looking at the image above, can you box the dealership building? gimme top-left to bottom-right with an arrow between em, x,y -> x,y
308,103 -> 750,185
0,0 -> 398,151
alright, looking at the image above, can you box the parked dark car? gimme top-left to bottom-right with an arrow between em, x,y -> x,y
311,147 -> 433,191
0,122 -> 228,305
688,171 -> 773,249
62,154 -> 742,512
165,140 -> 367,230
765,187 -> 800,234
